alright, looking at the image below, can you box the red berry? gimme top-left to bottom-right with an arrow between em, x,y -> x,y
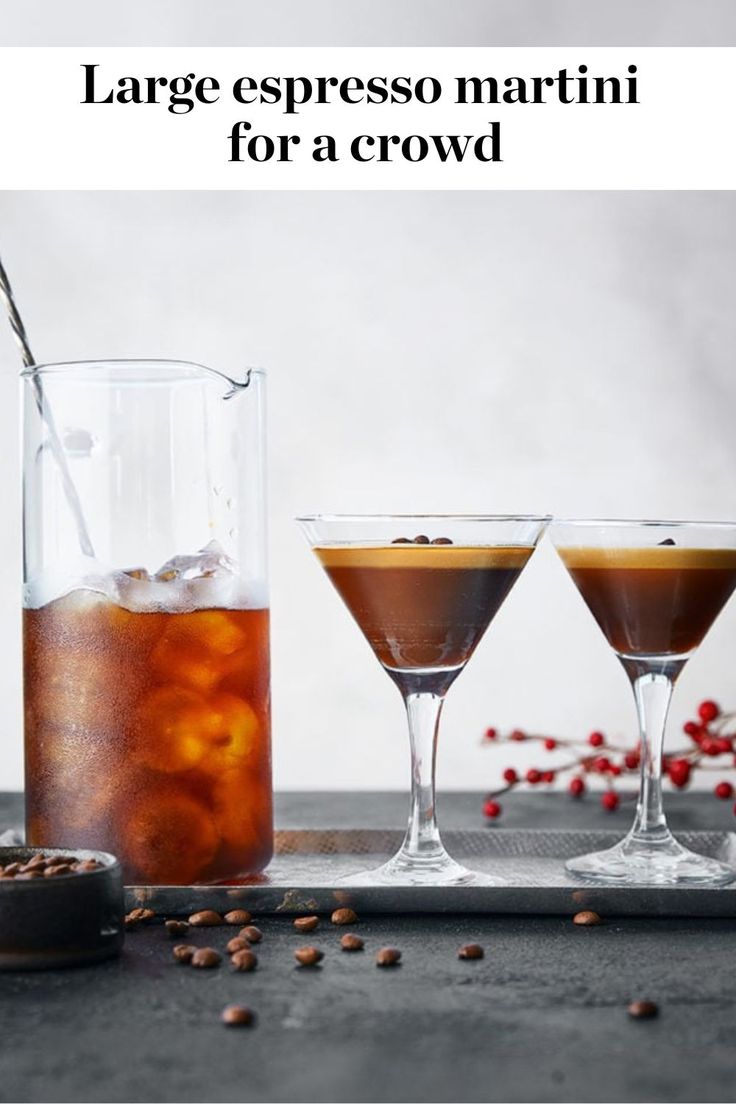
503,768 -> 518,784
715,781 -> 734,800
683,720 -> 700,737
698,700 -> 720,723
715,738 -> 732,755
701,738 -> 721,757
569,777 -> 585,798
609,764 -> 622,777
594,756 -> 611,773
526,769 -> 541,785
544,738 -> 557,751
484,727 -> 498,741
668,759 -> 691,788
588,731 -> 604,748
541,770 -> 556,783
483,799 -> 502,819
624,751 -> 640,770
510,729 -> 526,742
601,791 -> 619,812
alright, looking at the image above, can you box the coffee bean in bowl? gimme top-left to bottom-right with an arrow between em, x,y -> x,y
0,846 -> 124,970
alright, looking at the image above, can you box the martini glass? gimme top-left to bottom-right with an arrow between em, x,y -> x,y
551,519 -> 736,886
297,515 -> 549,886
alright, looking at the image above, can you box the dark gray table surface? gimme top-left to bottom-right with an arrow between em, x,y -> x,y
1,791 -> 735,1104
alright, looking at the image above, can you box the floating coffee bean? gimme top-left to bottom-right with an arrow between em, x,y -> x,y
226,936 -> 251,955
172,944 -> 197,964
221,1005 -> 255,1027
331,908 -> 358,926
391,537 -> 412,544
628,999 -> 658,1019
224,909 -> 252,926
294,916 -> 320,933
231,949 -> 258,972
413,534 -> 430,544
294,946 -> 323,967
376,947 -> 401,967
458,943 -> 484,960
165,920 -> 190,937
240,925 -> 262,943
572,910 -> 602,926
340,933 -> 364,952
191,947 -> 221,969
658,538 -> 676,547
189,910 -> 223,927
431,537 -> 453,545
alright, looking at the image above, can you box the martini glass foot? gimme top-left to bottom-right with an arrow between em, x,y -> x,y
340,849 -> 504,887
566,833 -> 734,886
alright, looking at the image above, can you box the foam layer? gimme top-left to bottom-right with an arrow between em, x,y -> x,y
558,546 -> 736,571
315,544 -> 533,570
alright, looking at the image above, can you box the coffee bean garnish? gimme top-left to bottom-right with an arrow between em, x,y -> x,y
458,943 -> 484,960
413,534 -> 430,544
340,933 -> 364,952
231,949 -> 258,972
188,909 -> 223,927
240,925 -> 262,944
431,537 -> 453,545
376,947 -> 401,967
222,1005 -> 255,1027
331,908 -> 358,926
165,920 -> 190,937
191,947 -> 221,969
294,946 -> 324,967
573,910 -> 602,926
226,936 -> 251,955
172,944 -> 197,964
658,538 -> 676,546
628,999 -> 658,1019
294,915 -> 320,932
391,537 -> 412,544
224,909 -> 252,926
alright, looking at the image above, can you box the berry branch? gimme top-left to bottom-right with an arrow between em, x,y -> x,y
481,700 -> 736,820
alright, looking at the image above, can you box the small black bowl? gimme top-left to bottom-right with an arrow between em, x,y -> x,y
0,846 -> 124,970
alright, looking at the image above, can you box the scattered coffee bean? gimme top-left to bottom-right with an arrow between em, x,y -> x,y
221,1004 -> 255,1027
231,949 -> 258,972
172,944 -> 197,964
165,920 -> 190,937
414,534 -> 430,544
224,909 -> 252,926
294,946 -> 324,967
294,916 -> 320,933
573,910 -> 603,926
240,925 -> 262,944
189,910 -> 223,927
226,936 -> 251,955
331,908 -> 358,926
391,537 -> 412,544
431,537 -> 453,545
340,933 -> 364,952
128,907 -> 156,923
628,999 -> 658,1019
191,947 -> 222,969
458,943 -> 484,960
376,947 -> 401,967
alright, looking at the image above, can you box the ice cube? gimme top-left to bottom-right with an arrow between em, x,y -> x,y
154,540 -> 237,582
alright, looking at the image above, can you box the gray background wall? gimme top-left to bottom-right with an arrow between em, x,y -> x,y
1,190 -> 735,792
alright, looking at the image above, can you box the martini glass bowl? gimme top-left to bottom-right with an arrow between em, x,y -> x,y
551,519 -> 736,886
297,514 -> 549,886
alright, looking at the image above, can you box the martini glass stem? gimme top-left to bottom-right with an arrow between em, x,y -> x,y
401,690 -> 445,863
622,659 -> 684,844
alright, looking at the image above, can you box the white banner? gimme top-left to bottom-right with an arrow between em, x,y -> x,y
0,46 -> 732,189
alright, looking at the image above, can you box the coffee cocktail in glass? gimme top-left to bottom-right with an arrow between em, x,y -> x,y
23,361 -> 272,885
551,519 -> 736,885
298,515 -> 549,885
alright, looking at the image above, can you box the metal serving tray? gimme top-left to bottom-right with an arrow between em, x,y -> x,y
127,828 -> 736,918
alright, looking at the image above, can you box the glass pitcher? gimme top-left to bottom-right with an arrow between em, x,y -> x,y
22,360 -> 272,885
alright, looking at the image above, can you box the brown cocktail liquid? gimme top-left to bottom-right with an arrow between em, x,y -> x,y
315,545 -> 532,671
558,546 -> 736,657
24,595 -> 272,885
